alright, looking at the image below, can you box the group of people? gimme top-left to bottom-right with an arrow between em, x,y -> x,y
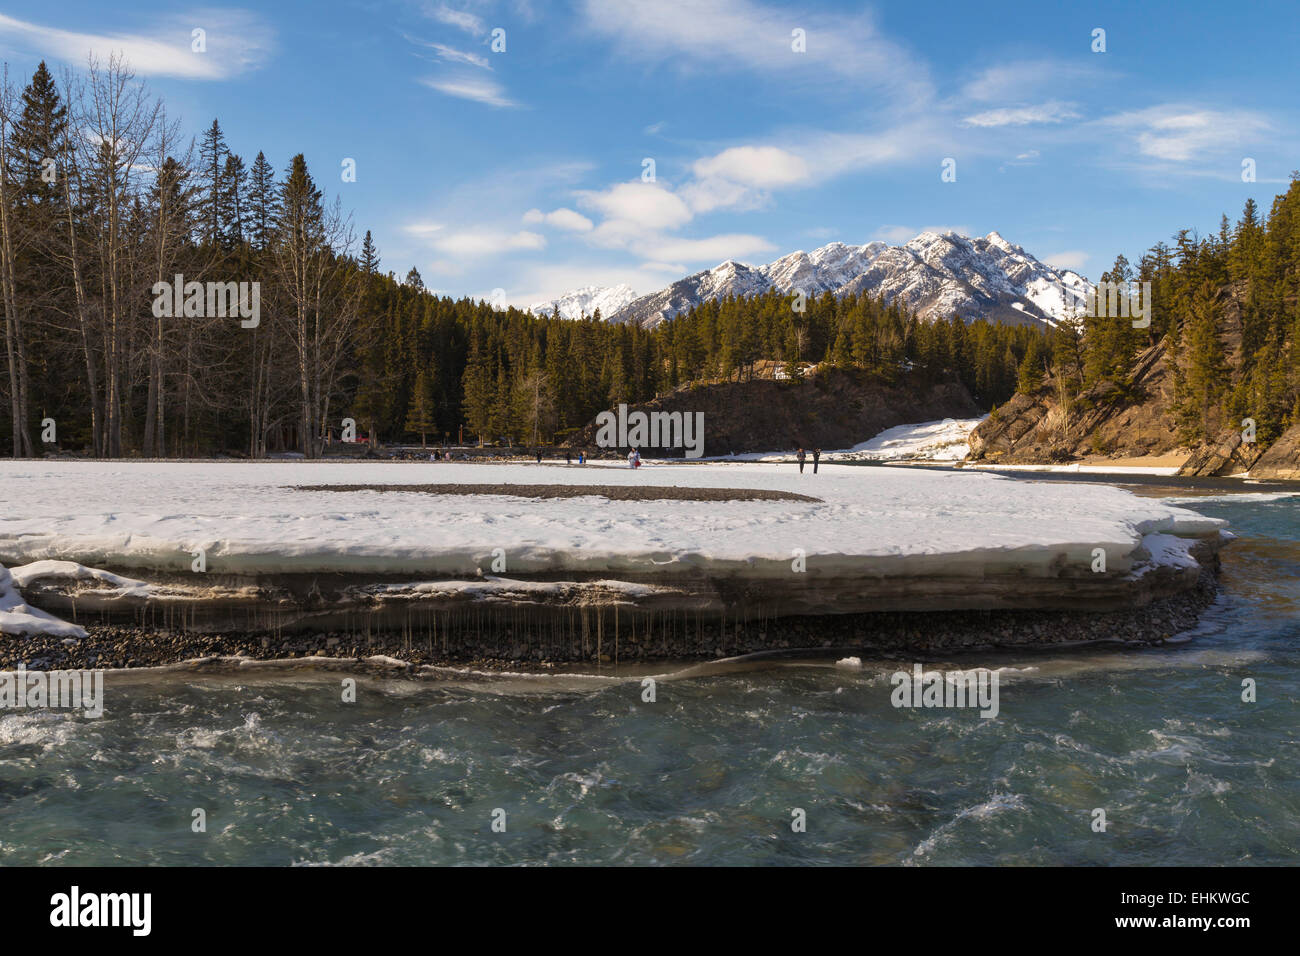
796,447 -> 821,474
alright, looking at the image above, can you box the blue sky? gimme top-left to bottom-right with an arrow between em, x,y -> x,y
1,0 -> 1296,306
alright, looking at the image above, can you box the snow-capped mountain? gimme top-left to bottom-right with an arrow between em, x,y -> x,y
590,232 -> 1089,329
528,284 -> 639,320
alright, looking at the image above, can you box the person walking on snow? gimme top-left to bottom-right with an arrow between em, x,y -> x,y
797,448 -> 806,473
813,448 -> 820,474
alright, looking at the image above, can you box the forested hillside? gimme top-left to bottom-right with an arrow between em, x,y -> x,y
979,175 -> 1300,464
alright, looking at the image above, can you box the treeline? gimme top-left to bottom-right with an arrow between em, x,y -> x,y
1019,176 -> 1300,447
1,57 -> 1039,458
351,283 -> 1040,448
0,58 -> 365,458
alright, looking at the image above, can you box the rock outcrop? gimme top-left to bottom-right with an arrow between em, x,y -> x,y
1177,427 -> 1266,477
968,342 -> 1179,464
1250,423 -> 1300,479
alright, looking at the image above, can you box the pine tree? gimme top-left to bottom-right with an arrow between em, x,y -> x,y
219,153 -> 247,248
246,151 -> 278,250
404,368 -> 437,448
196,119 -> 227,245
461,331 -> 493,444
361,230 -> 379,274
1016,335 -> 1045,394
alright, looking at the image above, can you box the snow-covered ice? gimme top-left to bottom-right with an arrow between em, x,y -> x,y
0,460 -> 1224,586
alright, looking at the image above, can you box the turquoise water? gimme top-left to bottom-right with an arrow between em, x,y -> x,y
2,491 -> 1297,865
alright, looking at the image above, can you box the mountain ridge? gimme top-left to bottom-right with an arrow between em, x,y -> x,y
529,231 -> 1091,329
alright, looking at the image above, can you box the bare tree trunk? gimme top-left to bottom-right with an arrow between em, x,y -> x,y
83,55 -> 161,457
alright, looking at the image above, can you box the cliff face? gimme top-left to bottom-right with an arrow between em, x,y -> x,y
1251,424 -> 1300,479
568,368 -> 982,456
968,342 -> 1183,464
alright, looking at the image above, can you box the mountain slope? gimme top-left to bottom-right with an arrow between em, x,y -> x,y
528,284 -> 639,320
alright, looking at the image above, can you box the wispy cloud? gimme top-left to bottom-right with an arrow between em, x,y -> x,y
0,9 -> 274,79
423,228 -> 546,257
580,0 -> 933,109
424,3 -> 486,36
962,60 -> 1104,102
1098,105 -> 1271,162
962,101 -> 1080,128
1043,250 -> 1089,270
420,75 -> 517,107
523,207 -> 594,232
409,38 -> 491,69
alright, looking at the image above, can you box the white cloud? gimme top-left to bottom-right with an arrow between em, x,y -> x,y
962,101 -> 1080,128
420,75 -> 518,107
681,145 -> 811,213
578,182 -> 693,234
962,60 -> 1102,102
0,10 -> 274,79
421,41 -> 490,69
1043,250 -> 1089,270
403,221 -> 445,238
692,145 -> 810,188
1099,106 -> 1271,162
428,229 -> 546,257
523,207 -> 594,232
425,3 -> 486,35
580,0 -> 932,108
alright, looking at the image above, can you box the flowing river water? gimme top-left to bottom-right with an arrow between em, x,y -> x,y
1,484 -> 1296,865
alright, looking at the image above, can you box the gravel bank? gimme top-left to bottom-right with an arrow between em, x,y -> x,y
3,569 -> 1220,673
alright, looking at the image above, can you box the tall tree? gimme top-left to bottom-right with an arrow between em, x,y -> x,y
196,118 -> 226,246
246,150 -> 277,251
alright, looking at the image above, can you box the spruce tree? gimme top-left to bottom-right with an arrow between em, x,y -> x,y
361,230 -> 379,274
246,151 -> 278,250
219,153 -> 247,248
196,119 -> 228,245
404,368 -> 437,448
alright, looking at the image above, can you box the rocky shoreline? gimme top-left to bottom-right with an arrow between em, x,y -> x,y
3,568 -> 1221,673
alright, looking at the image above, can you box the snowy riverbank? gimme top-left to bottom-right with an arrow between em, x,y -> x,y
1,459 -> 1229,658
